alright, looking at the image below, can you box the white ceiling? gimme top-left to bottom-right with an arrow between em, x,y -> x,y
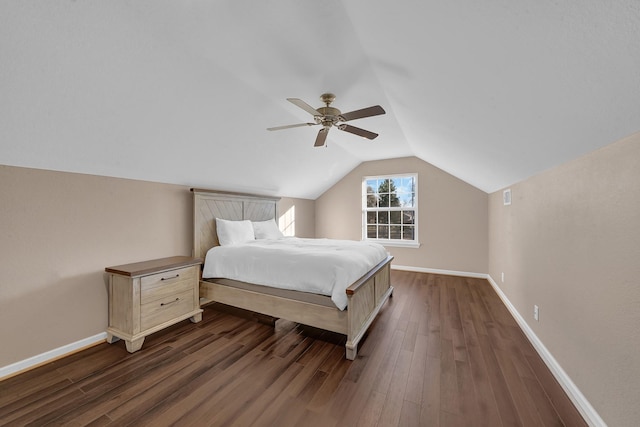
2,1 -> 639,199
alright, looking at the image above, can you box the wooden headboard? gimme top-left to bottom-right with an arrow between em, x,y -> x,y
191,188 -> 280,259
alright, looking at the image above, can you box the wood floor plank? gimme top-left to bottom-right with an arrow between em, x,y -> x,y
377,349 -> 413,426
399,399 -> 421,427
522,375 -> 567,427
0,367 -> 71,408
0,382 -> 84,426
456,359 -> 482,425
306,348 -> 351,412
0,271 -> 588,427
440,337 -> 460,415
459,310 -> 503,426
0,376 -> 73,423
420,354 -> 441,426
372,329 -> 405,394
52,349 -> 201,425
477,322 -> 523,426
403,332 -> 428,404
356,390 -> 387,427
228,363 -> 303,426
494,348 -> 544,426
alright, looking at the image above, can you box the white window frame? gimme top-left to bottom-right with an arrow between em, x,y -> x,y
362,173 -> 420,248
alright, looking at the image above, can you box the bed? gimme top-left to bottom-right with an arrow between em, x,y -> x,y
192,188 -> 393,360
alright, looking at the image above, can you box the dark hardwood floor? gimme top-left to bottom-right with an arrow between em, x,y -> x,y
0,271 -> 587,426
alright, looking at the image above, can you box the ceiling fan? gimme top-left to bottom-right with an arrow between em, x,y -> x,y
267,93 -> 386,147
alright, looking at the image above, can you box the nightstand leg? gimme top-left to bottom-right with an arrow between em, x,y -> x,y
125,338 -> 145,353
106,332 -> 120,344
190,312 -> 203,323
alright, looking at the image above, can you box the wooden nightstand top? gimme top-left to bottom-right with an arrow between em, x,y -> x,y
105,256 -> 203,277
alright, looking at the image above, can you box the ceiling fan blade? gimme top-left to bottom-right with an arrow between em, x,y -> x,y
338,124 -> 379,140
314,127 -> 329,147
287,98 -> 321,116
339,105 -> 386,122
267,123 -> 317,131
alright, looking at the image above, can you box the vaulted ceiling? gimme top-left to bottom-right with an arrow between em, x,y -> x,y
2,1 -> 639,199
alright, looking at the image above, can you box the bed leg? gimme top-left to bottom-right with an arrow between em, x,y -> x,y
346,344 -> 357,361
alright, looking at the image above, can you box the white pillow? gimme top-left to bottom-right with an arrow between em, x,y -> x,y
216,218 -> 255,246
252,219 -> 284,239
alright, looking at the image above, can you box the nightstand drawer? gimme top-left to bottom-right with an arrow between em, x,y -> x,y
140,289 -> 194,330
140,266 -> 197,304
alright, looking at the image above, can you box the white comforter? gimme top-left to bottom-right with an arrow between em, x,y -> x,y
202,238 -> 388,310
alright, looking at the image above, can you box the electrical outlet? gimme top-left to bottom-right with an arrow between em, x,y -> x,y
534,305 -> 539,321
501,272 -> 504,283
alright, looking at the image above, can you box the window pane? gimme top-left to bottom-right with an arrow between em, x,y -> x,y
390,225 -> 402,239
377,179 -> 391,208
403,210 -> 415,224
408,177 -> 416,193
378,225 -> 389,239
366,180 -> 378,194
367,211 -> 377,224
390,211 -> 401,224
378,211 -> 389,224
398,193 -> 411,207
398,177 -> 415,207
367,225 -> 377,239
378,193 -> 389,208
391,179 -> 401,207
403,226 -> 415,240
401,192 -> 415,207
366,194 -> 378,207
390,178 -> 401,208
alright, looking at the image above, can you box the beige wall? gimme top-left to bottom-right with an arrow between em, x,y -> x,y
488,132 -> 640,427
278,197 -> 316,238
316,157 -> 488,274
0,165 -> 193,367
0,165 -> 315,369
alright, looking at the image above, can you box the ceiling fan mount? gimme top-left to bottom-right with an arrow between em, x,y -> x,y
267,93 -> 385,147
320,92 -> 336,105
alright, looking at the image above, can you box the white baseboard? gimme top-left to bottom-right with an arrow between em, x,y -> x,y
0,332 -> 107,380
486,275 -> 606,427
391,264 -> 487,279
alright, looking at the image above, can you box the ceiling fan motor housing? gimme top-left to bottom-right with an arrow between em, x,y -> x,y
315,106 -> 342,126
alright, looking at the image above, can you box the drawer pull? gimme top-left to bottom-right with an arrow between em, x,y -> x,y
161,298 -> 180,306
161,274 -> 180,281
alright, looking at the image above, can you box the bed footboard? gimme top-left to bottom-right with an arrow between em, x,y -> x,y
198,255 -> 393,361
345,255 -> 394,360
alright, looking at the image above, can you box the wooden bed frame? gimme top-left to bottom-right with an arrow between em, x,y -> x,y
191,188 -> 393,360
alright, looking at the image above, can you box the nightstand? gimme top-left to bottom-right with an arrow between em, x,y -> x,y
105,256 -> 203,353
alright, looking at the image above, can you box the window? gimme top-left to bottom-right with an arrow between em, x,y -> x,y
362,174 -> 419,247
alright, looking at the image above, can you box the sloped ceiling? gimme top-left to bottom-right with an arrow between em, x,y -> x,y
2,1 -> 639,199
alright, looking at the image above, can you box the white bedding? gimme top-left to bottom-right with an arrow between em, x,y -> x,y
202,238 -> 388,310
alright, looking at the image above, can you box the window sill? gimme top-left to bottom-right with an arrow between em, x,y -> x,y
364,239 -> 421,249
